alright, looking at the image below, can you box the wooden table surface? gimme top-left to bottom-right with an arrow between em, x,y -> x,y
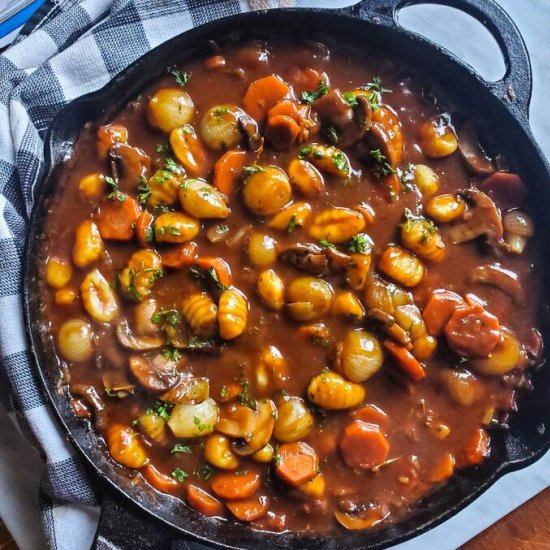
1,487 -> 549,549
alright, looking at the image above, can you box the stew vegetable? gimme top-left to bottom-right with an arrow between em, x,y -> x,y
40,41 -> 542,533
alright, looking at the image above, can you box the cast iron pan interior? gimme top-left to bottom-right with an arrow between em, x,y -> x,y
23,0 -> 550,548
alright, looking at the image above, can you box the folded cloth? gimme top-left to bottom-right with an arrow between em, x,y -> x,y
0,1 -> 291,548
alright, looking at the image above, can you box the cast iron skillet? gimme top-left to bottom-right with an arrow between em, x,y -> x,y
23,0 -> 550,548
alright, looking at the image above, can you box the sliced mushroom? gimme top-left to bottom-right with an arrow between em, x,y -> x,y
469,264 -> 525,305
280,242 -> 352,275
72,384 -> 105,412
232,399 -> 276,456
448,188 -> 504,251
129,354 -> 179,392
338,95 -> 373,148
116,319 -> 164,351
479,171 -> 527,211
161,375 -> 210,404
109,143 -> 151,182
457,120 -> 495,176
313,89 -> 353,127
238,112 -> 263,155
366,308 -> 412,348
102,371 -> 135,398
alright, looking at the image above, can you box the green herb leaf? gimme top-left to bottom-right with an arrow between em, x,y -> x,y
273,453 -> 281,465
194,464 -> 214,480
219,385 -> 230,399
299,146 -> 312,158
164,158 -> 181,173
369,148 -> 395,178
168,67 -> 191,86
171,443 -> 192,454
156,143 -> 168,154
137,180 -> 151,204
193,416 -> 209,433
208,267 -> 228,292
236,381 -> 257,411
149,400 -> 173,421
319,238 -> 336,250
286,214 -> 297,234
157,225 -> 182,236
301,79 -> 329,104
105,175 -> 126,201
343,92 -> 358,106
332,151 -> 349,174
162,346 -> 181,361
152,308 -> 181,326
347,233 -> 374,254
171,468 -> 188,483
187,336 -> 215,349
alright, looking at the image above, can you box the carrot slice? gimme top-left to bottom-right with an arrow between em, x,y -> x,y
383,340 -> 426,382
187,484 -> 224,516
444,304 -> 500,358
143,464 -> 180,493
275,442 -> 318,486
210,471 -> 260,500
429,452 -> 456,483
161,242 -> 198,269
226,495 -> 269,522
95,196 -> 140,241
194,257 -> 232,288
213,150 -> 250,195
136,211 -> 154,246
243,75 -> 291,123
353,405 -> 389,430
422,290 -> 466,336
340,420 -> 390,470
459,428 -> 490,467
267,100 -> 301,121
265,114 -> 301,150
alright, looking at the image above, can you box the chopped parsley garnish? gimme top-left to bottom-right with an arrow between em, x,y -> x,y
126,269 -> 142,301
187,336 -> 215,349
236,381 -> 257,411
286,214 -> 297,234
215,223 -> 230,235
370,148 -> 396,178
319,238 -> 336,250
168,67 -> 191,86
151,308 -> 181,326
164,158 -> 180,173
171,468 -> 188,483
402,208 -> 436,241
219,385 -> 230,399
273,453 -> 281,465
162,346 -> 181,361
243,164 -> 266,176
208,267 -> 228,292
193,416 -> 210,433
148,400 -> 173,421
156,225 -> 182,236
343,92 -> 358,106
347,233 -> 374,254
301,79 -> 329,104
104,176 -> 126,202
194,464 -> 214,480
171,443 -> 191,454
299,146 -> 312,158
137,179 -> 151,204
367,76 -> 391,93
156,143 -> 168,154
181,124 -> 195,135
212,106 -> 229,116
332,151 -> 349,174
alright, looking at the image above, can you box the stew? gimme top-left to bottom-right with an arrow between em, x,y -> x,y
39,40 -> 542,533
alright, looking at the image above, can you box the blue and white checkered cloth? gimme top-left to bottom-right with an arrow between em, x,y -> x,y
0,1 -> 291,548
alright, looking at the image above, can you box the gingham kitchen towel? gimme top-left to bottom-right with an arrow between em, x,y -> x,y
0,1 -> 292,548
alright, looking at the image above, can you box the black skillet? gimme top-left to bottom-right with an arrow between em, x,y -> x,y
23,0 -> 550,548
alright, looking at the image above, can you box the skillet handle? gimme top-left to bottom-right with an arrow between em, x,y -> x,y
347,0 -> 532,122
